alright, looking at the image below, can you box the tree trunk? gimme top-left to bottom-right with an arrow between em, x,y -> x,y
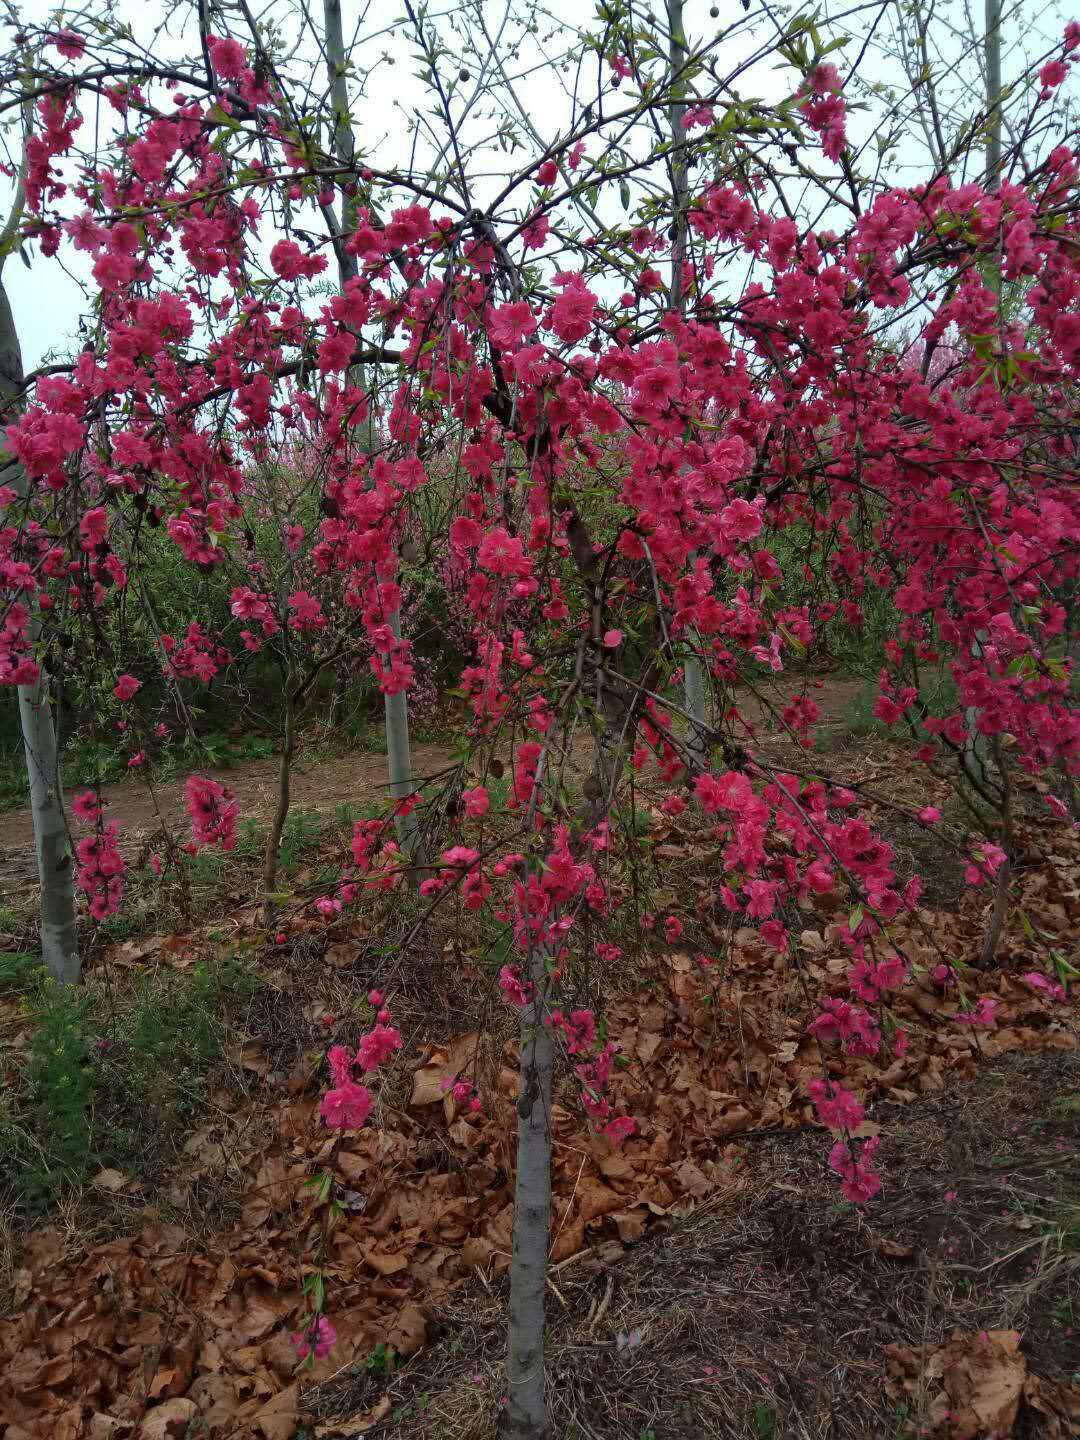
502,943 -> 554,1439
978,854 -> 1011,969
0,275 -> 80,984
984,0 -> 1002,186
262,684 -> 296,925
323,0 -> 419,860
383,607 -> 420,858
967,8 -> 1002,816
976,737 -> 1013,969
667,0 -> 707,765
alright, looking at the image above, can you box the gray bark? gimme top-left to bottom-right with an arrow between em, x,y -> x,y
262,681 -> 296,924
966,1 -> 1001,801
0,279 -> 80,984
667,0 -> 707,765
984,0 -> 1002,186
978,854 -> 1011,969
502,937 -> 554,1439
322,0 -> 419,863
382,606 -> 419,857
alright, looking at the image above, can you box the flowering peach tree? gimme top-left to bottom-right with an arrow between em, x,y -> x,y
1,1 -> 1078,1433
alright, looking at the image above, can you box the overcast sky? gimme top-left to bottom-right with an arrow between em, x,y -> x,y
6,0 -> 1070,371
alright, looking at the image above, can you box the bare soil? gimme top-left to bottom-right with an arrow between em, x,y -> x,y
0,675 -> 870,899
308,1052 -> 1080,1440
0,741 -> 457,900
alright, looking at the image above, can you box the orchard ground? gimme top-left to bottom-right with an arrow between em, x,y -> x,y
0,686 -> 1078,1440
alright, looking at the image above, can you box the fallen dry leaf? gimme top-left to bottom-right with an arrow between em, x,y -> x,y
254,1383 -> 299,1440
316,1394 -> 392,1436
940,1329 -> 1025,1439
138,1399 -> 199,1440
91,1167 -> 129,1193
386,1302 -> 426,1357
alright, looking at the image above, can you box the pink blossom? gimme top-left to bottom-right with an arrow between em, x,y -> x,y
292,1315 -> 336,1361
73,790 -> 100,823
808,1078 -> 866,1132
477,527 -> 529,577
499,964 -> 532,1007
80,507 -> 108,549
462,785 -> 490,818
828,1135 -> 881,1204
956,997 -> 997,1028
550,278 -> 597,344
206,35 -> 248,79
1020,972 -> 1067,1003
320,1080 -> 373,1128
53,29 -> 86,59
327,1045 -> 353,1086
113,673 -> 141,702
602,1116 -> 636,1146
356,1023 -> 403,1073
1039,59 -> 1068,94
185,774 -> 238,851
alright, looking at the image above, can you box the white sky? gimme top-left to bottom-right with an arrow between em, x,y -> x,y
7,0 -> 1072,370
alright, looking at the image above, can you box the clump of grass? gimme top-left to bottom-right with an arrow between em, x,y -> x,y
279,805 -> 325,875
235,816 -> 267,859
0,950 -> 38,993
0,952 -> 260,1214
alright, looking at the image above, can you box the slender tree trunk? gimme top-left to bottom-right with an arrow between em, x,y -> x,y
262,683 -> 296,925
984,0 -> 1002,186
667,0 -> 707,765
323,0 -> 419,862
962,8 -> 1004,799
502,938 -> 554,1439
977,737 -> 1013,968
383,608 -> 420,857
0,278 -> 80,984
978,855 -> 1011,969
965,2 -> 1001,812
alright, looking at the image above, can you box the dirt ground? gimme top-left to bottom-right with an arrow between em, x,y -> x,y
0,676 -> 869,900
0,742 -> 456,900
308,1052 -> 1080,1440
1,679 -> 1078,1440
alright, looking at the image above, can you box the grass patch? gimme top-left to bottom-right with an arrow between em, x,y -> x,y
0,950 -> 38,993
279,805 -> 325,875
835,670 -> 962,748
0,952 -> 260,1215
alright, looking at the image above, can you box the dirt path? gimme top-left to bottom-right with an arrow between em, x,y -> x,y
0,675 -> 868,896
0,742 -> 458,897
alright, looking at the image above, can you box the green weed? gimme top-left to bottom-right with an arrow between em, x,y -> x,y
0,952 -> 259,1213
279,806 -> 324,874
0,950 -> 38,993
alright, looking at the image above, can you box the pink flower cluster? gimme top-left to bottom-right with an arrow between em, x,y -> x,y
184,775 -> 238,851
291,1313 -> 336,1362
72,791 -> 126,920
320,998 -> 402,1132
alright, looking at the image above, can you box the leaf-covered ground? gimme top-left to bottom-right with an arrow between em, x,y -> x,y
0,720 -> 1078,1440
